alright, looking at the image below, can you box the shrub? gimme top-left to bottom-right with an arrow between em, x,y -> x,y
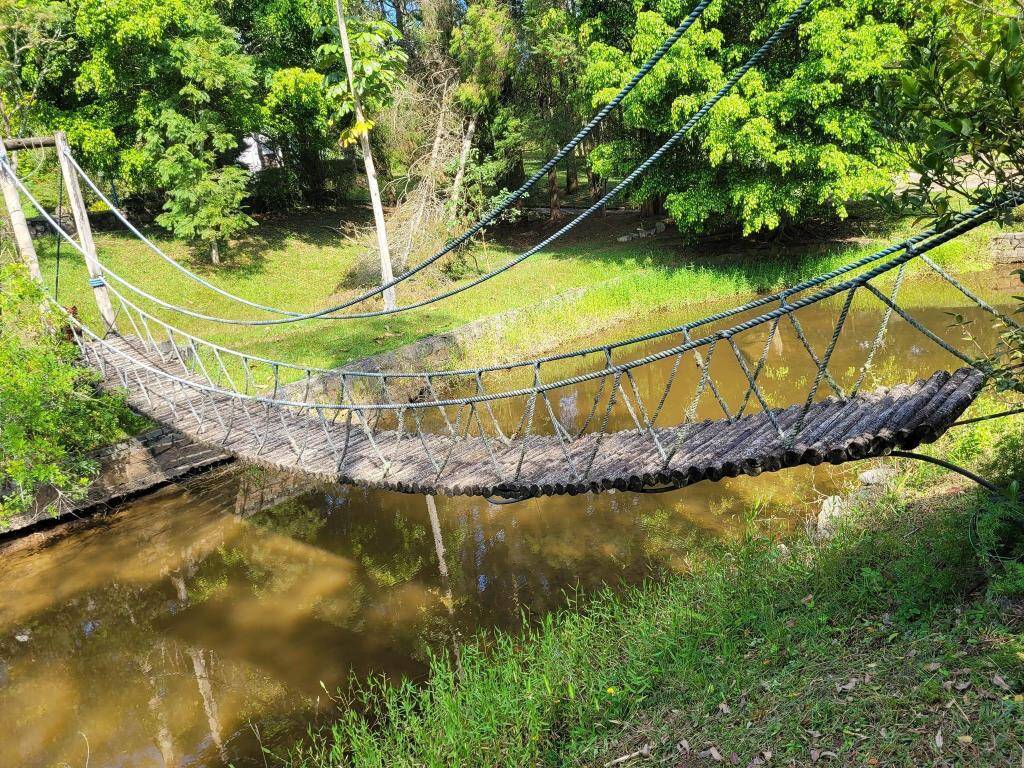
0,261 -> 140,523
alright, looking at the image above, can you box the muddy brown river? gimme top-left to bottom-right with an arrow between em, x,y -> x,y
0,267 -> 1014,767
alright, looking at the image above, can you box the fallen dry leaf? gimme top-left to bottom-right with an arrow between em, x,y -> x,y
958,735 -> 973,744
935,729 -> 944,751
702,746 -> 724,762
719,701 -> 732,715
993,674 -> 1012,691
926,662 -> 941,672
676,739 -> 690,754
836,677 -> 858,693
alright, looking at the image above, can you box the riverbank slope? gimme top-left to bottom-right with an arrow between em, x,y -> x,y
289,407 -> 1024,767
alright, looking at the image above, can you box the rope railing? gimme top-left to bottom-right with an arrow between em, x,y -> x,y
61,199 -> 1000,417
39,188 -> 1004,496
58,0 -> 812,326
10,158 -> 1010,405
61,0 -> 716,320
65,251 -> 991,495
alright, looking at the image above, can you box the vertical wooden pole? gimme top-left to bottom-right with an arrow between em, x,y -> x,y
0,141 -> 43,282
54,131 -> 118,333
333,0 -> 397,311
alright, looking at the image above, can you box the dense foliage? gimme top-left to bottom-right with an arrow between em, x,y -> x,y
880,0 -> 1023,218
879,1 -> 1024,392
581,0 -> 922,236
3,0 -> 1020,247
0,261 -> 138,522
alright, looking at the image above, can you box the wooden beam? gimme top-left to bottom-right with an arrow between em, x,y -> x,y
0,140 -> 43,282
3,136 -> 57,152
54,131 -> 119,333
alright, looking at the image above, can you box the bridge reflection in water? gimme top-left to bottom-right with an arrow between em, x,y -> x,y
0,287 -> 1011,768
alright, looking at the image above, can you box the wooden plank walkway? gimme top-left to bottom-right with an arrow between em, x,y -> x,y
87,336 -> 986,498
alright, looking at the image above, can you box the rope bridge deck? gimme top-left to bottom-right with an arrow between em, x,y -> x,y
88,336 -> 984,498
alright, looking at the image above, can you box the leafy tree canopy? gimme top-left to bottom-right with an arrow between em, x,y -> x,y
319,15 -> 408,146
449,0 -> 516,116
582,0 -> 921,237
879,0 -> 1023,221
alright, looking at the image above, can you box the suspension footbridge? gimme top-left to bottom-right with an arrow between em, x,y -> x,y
1,0 -> 1017,499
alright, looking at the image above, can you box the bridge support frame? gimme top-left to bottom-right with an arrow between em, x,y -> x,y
0,140 -> 43,282
54,131 -> 118,334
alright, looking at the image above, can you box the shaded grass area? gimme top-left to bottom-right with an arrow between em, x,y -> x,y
32,208 -> 1002,375
288,409 -> 1024,767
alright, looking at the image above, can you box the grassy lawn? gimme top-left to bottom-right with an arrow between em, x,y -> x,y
28,206 -> 1003,377
287,406 -> 1024,767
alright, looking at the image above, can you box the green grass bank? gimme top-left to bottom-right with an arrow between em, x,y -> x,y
287,406 -> 1024,767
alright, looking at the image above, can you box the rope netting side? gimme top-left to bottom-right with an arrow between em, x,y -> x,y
63,196 -> 999,431
11,146 -> 1005,398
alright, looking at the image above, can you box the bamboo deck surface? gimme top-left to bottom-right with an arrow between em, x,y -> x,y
87,336 -> 985,498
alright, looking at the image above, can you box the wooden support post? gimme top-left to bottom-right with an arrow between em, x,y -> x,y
54,131 -> 118,333
0,140 -> 43,282
3,135 -> 56,152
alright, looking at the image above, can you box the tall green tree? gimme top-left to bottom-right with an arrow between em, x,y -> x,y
262,66 -> 335,202
582,0 -> 916,237
448,0 -> 516,212
519,0 -> 586,220
0,0 -> 73,139
69,0 -> 259,260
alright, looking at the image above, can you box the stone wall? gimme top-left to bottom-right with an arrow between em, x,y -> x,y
992,232 -> 1024,264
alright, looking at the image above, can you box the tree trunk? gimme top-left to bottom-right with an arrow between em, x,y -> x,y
335,0 -> 396,310
210,239 -> 221,265
548,167 -> 561,222
565,150 -> 579,196
450,114 -> 477,214
508,155 -> 526,190
588,167 -> 600,201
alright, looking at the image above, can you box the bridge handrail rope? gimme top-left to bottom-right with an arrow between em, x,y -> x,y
82,200 -> 1017,385
11,158 -> 1008,393
59,0 -> 812,326
59,0 -> 715,320
10,161 -> 1015,398
55,200 -> 1003,413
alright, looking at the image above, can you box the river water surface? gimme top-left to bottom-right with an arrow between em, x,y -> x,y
0,267 -> 1014,767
